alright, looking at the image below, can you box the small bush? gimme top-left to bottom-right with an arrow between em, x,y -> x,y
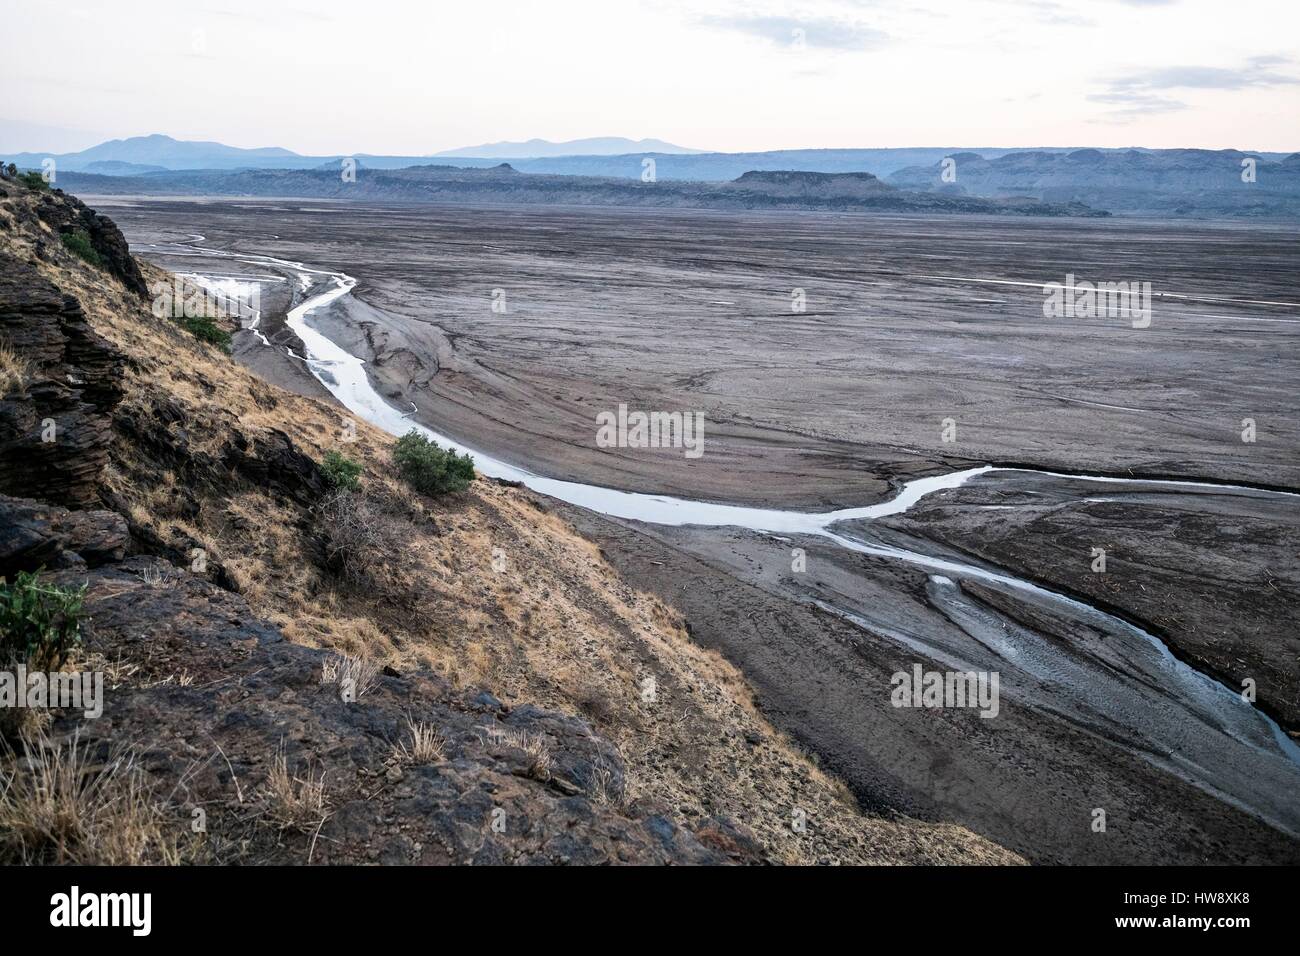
392,430 -> 474,497
314,490 -> 397,585
320,451 -> 362,491
17,170 -> 48,191
176,314 -> 232,353
60,229 -> 101,267
484,726 -> 552,781
0,571 -> 86,670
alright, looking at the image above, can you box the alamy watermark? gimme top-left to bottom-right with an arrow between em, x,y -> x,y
50,886 -> 150,936
1042,273 -> 1151,329
0,665 -> 103,718
890,664 -> 999,718
148,275 -> 260,322
596,403 -> 705,459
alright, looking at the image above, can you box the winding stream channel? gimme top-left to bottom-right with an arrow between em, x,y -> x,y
149,236 -> 1300,838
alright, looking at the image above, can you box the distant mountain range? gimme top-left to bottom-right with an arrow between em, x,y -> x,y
7,135 -> 1298,218
16,133 -> 1290,179
433,137 -> 704,157
886,148 -> 1300,218
49,164 -> 1104,217
5,134 -> 1024,176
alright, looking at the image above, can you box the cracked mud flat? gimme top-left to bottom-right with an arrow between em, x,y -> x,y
97,196 -> 1300,864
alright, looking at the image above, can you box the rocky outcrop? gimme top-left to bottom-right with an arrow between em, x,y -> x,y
219,428 -> 327,507
0,258 -> 125,508
29,189 -> 149,296
0,494 -> 128,576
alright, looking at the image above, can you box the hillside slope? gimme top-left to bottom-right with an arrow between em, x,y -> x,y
0,174 -> 1018,864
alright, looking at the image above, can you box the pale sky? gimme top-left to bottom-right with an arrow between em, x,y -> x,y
3,0 -> 1298,154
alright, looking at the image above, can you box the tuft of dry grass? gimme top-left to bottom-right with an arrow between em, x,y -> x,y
320,651 -> 381,700
390,716 -> 446,766
0,730 -> 183,865
263,744 -> 328,833
0,703 -> 51,742
483,726 -> 552,781
586,753 -> 625,807
0,340 -> 30,395
137,565 -> 175,589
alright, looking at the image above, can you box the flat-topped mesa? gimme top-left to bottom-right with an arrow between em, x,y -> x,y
729,169 -> 897,198
731,169 -> 889,187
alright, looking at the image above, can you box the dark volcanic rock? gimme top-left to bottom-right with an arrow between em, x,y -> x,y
0,495 -> 66,576
46,556 -> 729,865
220,427 -> 327,506
32,189 -> 148,296
0,258 -> 126,508
0,494 -> 128,576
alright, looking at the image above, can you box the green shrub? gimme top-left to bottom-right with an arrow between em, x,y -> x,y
176,314 -> 232,353
392,430 -> 474,497
17,170 -> 48,191
0,571 -> 86,670
60,229 -> 102,267
320,450 -> 363,491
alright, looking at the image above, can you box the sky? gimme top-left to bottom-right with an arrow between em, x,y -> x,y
3,0 -> 1298,155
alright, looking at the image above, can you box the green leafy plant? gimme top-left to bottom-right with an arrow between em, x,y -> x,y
0,571 -> 87,670
175,314 -> 232,353
392,430 -> 475,497
320,450 -> 363,491
60,229 -> 101,267
17,170 -> 48,191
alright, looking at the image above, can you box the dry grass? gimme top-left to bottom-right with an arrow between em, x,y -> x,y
586,754 -> 624,807
0,340 -> 30,395
390,716 -> 446,766
137,564 -> 176,589
483,726 -> 552,781
78,650 -> 141,690
0,730 -> 183,865
263,743 -> 328,833
0,704 -> 51,742
320,651 -> 381,700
